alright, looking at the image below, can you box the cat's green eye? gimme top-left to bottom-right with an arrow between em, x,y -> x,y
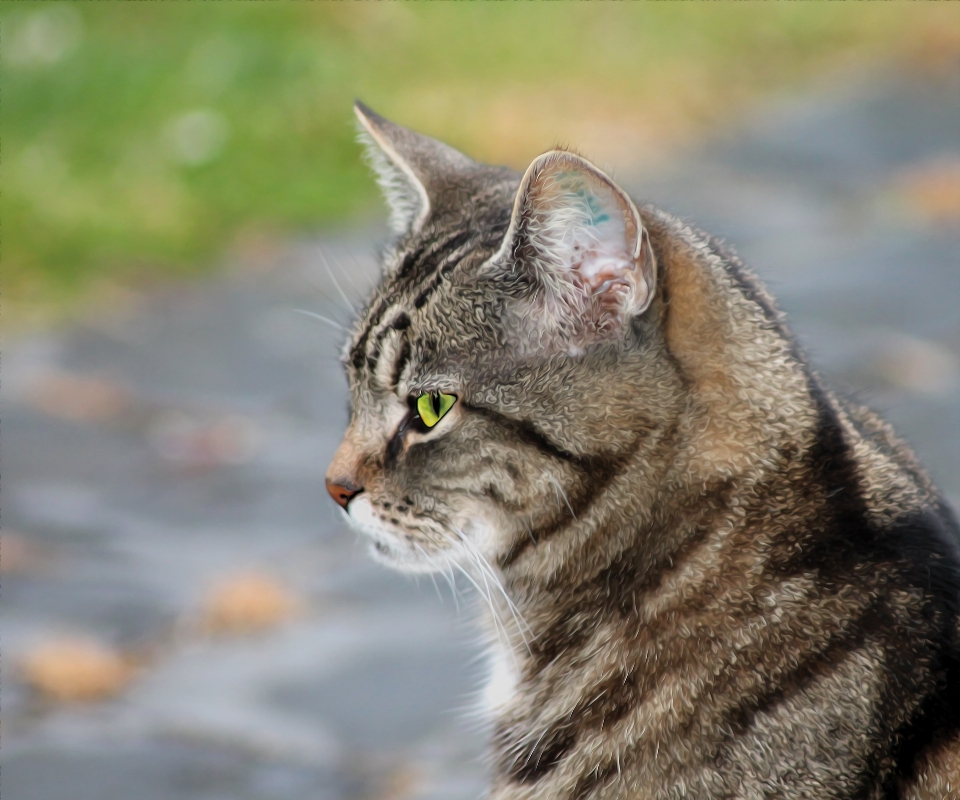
416,392 -> 457,428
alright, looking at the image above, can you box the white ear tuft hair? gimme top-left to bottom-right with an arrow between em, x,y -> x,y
498,150 -> 656,338
355,112 -> 430,236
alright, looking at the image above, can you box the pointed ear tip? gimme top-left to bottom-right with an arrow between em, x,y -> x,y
353,100 -> 372,121
353,100 -> 388,130
520,150 -> 575,184
531,149 -> 598,174
538,148 -> 579,162
536,149 -> 634,194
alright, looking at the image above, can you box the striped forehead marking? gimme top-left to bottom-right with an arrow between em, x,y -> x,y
352,306 -> 409,373
372,327 -> 414,392
349,230 -> 476,373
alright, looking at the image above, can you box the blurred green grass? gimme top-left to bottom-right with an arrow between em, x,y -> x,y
3,2 -> 956,325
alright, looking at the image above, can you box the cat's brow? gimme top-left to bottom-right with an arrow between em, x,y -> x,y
352,231 -> 475,376
396,229 -> 471,285
371,323 -> 411,393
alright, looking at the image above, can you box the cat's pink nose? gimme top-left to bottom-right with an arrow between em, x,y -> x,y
326,479 -> 363,509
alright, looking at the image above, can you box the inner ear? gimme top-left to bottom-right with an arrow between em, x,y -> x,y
507,151 -> 655,330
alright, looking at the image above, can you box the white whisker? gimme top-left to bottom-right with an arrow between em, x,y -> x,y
548,473 -> 577,520
319,247 -> 358,315
455,528 -> 533,654
451,558 -> 511,653
412,543 -> 446,605
330,249 -> 369,299
293,309 -> 345,331
439,556 -> 462,615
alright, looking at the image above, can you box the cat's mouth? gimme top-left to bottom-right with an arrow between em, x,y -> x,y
365,534 -> 440,574
342,495 -> 445,574
368,536 -> 403,567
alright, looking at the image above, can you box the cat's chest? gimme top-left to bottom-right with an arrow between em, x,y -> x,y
481,640 -> 521,716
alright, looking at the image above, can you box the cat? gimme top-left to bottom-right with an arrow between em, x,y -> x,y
325,102 -> 960,800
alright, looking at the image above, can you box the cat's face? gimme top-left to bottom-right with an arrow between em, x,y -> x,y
326,103 -> 673,574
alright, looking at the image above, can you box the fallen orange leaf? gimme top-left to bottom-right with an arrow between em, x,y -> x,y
20,638 -> 136,703
199,571 -> 298,635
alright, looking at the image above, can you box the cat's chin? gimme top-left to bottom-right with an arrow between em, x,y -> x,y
365,539 -> 440,574
342,496 -> 449,574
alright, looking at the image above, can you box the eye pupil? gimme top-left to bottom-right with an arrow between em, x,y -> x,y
415,391 -> 457,428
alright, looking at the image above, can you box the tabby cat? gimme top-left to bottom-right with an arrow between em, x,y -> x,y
325,102 -> 960,799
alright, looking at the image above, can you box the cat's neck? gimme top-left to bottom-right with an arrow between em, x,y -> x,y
491,208 -> 822,674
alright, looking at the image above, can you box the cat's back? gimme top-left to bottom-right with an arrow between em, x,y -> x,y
845,411 -> 960,799
728,259 -> 960,798
637,210 -> 960,798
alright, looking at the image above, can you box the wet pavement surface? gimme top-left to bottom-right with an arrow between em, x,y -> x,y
3,69 -> 958,800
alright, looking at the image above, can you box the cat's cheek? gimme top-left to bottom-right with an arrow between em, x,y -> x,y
454,513 -> 516,567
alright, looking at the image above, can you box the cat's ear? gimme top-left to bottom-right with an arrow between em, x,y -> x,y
497,150 -> 656,335
354,101 -> 476,237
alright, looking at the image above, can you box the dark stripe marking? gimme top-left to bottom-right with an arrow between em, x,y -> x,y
571,761 -> 618,800
722,601 -> 881,741
353,232 -> 472,374
412,241 -> 472,309
498,450 -> 647,571
461,403 -> 584,468
502,728 -> 577,784
389,312 -> 411,331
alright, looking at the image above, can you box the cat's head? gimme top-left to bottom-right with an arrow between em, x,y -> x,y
326,102 -> 680,574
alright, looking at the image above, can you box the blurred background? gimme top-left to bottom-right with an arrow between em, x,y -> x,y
2,4 -> 959,800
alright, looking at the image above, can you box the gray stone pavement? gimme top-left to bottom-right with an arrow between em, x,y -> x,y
2,68 -> 958,800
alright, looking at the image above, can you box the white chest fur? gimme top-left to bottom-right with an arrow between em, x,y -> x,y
481,640 -> 520,716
